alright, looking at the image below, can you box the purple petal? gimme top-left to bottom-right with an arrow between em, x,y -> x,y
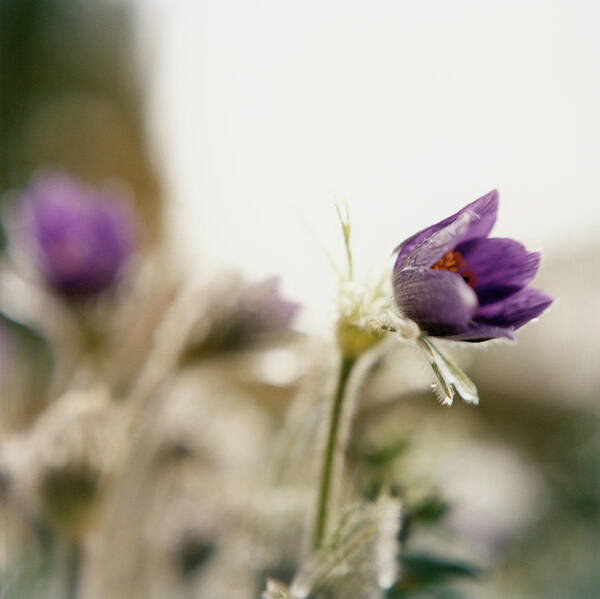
394,190 -> 499,263
395,210 -> 474,270
456,237 -> 540,305
445,323 -> 516,342
24,171 -> 134,296
393,268 -> 478,336
238,276 -> 300,334
475,287 -> 553,330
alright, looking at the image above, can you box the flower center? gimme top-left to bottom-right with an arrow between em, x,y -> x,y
431,250 -> 477,289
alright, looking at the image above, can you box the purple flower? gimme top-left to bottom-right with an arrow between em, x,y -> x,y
184,275 -> 300,358
220,276 -> 300,350
21,171 -> 134,297
237,276 -> 300,335
393,190 -> 553,342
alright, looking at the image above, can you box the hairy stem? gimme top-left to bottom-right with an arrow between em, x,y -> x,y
65,540 -> 82,599
312,355 -> 357,549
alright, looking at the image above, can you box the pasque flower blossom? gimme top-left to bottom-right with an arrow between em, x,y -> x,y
21,171 -> 134,297
183,275 -> 300,358
393,190 -> 552,341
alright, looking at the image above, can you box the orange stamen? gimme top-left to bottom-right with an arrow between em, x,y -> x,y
431,250 -> 477,289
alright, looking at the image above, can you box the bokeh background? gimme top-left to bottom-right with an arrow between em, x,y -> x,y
1,1 -> 599,598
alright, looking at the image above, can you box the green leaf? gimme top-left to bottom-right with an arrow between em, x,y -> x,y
402,553 -> 480,583
361,438 -> 410,469
406,496 -> 449,527
0,312 -> 53,386
385,553 -> 481,598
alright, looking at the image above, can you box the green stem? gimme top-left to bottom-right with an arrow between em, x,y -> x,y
65,540 -> 82,599
312,355 -> 357,549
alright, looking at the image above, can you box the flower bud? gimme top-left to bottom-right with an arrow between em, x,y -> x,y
21,171 -> 134,297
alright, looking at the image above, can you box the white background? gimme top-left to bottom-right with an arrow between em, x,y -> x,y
134,0 -> 599,332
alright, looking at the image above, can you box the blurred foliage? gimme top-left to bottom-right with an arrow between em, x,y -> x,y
40,464 -> 99,539
386,553 -> 480,598
177,537 -> 215,580
1,549 -> 52,599
350,431 -> 479,598
359,438 -> 410,470
1,523 -> 54,599
0,3 -> 598,598
476,392 -> 600,598
0,312 -> 53,420
0,0 -> 162,240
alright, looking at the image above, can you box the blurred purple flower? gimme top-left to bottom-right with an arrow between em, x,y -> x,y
21,171 -> 134,297
217,276 -> 300,351
235,276 -> 300,340
393,190 -> 553,341
187,275 -> 300,357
